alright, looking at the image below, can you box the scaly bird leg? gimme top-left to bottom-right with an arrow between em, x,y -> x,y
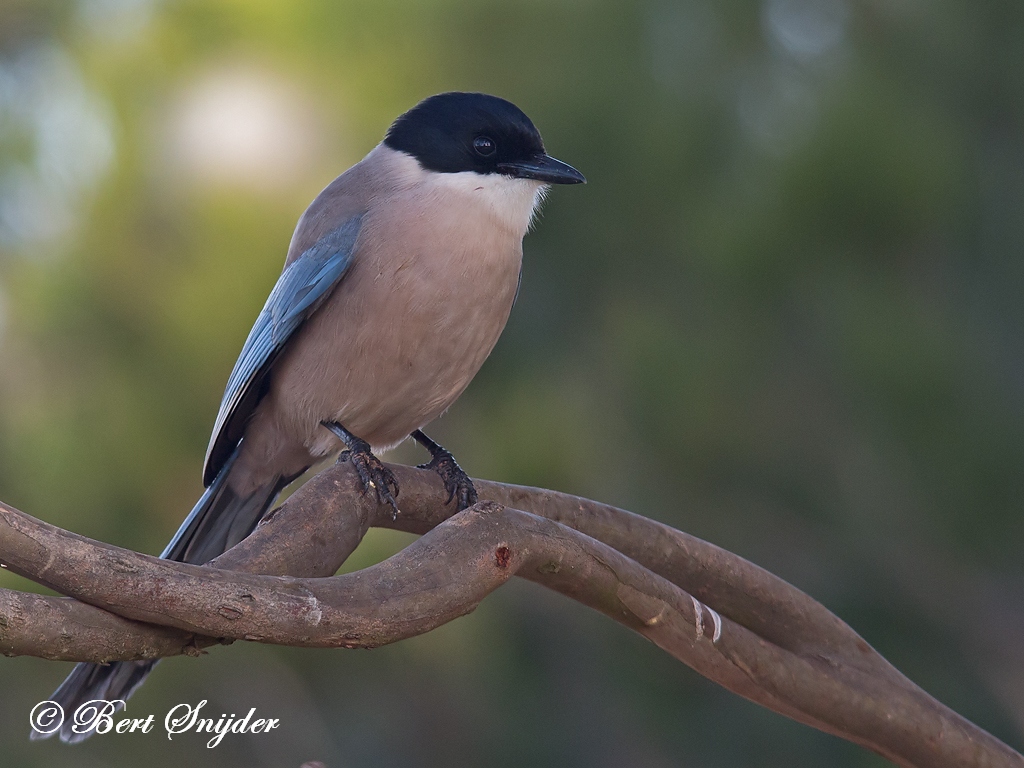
411,430 -> 478,511
322,421 -> 400,517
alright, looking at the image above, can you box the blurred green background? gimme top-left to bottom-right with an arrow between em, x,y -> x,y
1,0 -> 1022,765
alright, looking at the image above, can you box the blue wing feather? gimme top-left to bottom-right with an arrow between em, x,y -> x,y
202,214 -> 363,485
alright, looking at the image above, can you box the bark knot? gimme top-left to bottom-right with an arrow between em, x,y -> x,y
217,604 -> 246,620
494,545 -> 511,569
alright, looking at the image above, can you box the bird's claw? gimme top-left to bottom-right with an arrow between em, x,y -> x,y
418,450 -> 478,511
342,448 -> 400,518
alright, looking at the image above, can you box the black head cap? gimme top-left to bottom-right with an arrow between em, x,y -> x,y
384,92 -> 585,184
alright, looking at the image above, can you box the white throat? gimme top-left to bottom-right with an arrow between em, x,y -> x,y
430,169 -> 547,235
379,145 -> 547,236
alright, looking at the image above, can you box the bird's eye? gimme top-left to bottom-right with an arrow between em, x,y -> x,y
473,136 -> 496,156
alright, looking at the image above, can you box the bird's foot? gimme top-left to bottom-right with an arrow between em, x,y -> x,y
412,430 -> 478,511
346,449 -> 400,517
324,422 -> 400,517
421,452 -> 478,511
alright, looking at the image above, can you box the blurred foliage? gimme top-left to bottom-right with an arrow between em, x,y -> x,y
1,0 -> 1023,766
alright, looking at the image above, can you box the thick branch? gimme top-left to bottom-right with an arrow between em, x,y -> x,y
0,588 -> 206,662
0,463 -> 1020,767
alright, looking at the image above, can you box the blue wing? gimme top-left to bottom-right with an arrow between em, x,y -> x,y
202,214 -> 364,485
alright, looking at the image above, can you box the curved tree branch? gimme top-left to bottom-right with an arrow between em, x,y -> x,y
0,462 -> 1020,768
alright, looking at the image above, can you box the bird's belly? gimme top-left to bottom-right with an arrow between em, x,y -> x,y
270,235 -> 522,456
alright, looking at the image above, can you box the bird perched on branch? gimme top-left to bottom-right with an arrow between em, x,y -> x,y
34,91 -> 584,743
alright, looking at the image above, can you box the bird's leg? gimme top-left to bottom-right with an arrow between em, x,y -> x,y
322,421 -> 400,517
411,430 -> 478,511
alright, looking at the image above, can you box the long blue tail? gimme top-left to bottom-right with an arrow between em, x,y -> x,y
32,448 -> 286,743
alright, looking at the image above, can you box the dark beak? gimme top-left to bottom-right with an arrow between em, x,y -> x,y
497,154 -> 586,185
